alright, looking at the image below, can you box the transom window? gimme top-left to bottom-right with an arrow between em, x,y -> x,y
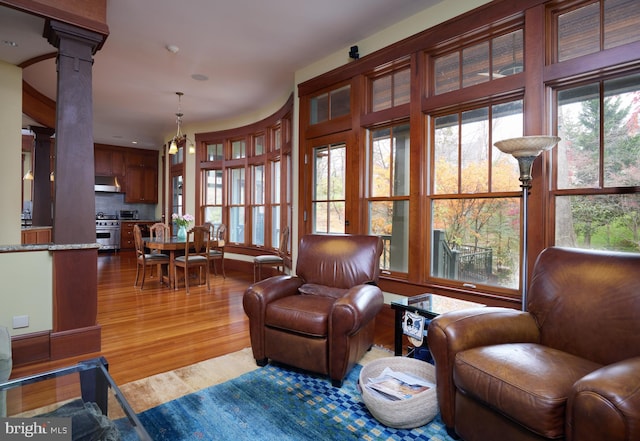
309,85 -> 351,125
431,29 -> 523,95
554,0 -> 640,63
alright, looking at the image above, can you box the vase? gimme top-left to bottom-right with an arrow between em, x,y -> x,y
177,225 -> 187,241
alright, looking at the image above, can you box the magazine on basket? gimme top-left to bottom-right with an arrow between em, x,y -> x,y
366,367 -> 434,401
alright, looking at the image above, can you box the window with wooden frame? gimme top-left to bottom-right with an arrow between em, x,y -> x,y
309,85 -> 351,125
552,71 -> 640,252
431,28 -> 523,96
369,65 -> 411,112
429,99 -> 524,290
195,97 -> 292,252
552,0 -> 640,63
367,123 -> 410,274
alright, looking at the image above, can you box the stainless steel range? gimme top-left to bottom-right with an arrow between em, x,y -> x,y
96,212 -> 121,250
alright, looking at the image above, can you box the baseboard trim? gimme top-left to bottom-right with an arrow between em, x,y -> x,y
50,325 -> 101,360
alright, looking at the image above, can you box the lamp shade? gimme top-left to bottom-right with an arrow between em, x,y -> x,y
494,136 -> 560,157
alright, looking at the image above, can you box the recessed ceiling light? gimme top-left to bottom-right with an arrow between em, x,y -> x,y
131,141 -> 138,144
2,40 -> 18,47
191,73 -> 208,81
166,44 -> 179,54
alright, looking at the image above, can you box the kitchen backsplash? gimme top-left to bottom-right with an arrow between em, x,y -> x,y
95,192 -> 158,220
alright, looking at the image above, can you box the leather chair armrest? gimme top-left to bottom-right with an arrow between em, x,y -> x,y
243,275 -> 304,361
331,284 -> 384,336
567,357 -> 640,441
427,307 -> 540,430
243,275 -> 304,319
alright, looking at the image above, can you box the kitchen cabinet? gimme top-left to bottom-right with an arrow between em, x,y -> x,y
95,145 -> 126,177
124,149 -> 158,203
120,221 -> 155,250
21,227 -> 52,245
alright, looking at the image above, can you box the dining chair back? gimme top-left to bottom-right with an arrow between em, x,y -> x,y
134,224 -> 170,289
174,225 -> 211,293
207,223 -> 227,278
253,226 -> 290,282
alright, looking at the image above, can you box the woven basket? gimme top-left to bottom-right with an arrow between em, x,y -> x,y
359,356 -> 438,429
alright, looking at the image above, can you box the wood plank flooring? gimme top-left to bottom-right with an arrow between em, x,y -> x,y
11,251 -> 395,385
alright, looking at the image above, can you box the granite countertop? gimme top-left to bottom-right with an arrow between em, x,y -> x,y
0,243 -> 101,253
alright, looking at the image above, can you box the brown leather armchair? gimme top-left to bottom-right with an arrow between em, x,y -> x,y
243,234 -> 384,387
428,247 -> 640,441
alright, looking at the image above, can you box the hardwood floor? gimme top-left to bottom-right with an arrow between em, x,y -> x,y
11,251 -> 395,385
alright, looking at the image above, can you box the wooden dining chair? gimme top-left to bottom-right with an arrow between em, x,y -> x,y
253,226 -> 289,282
174,225 -> 211,293
208,223 -> 226,278
134,224 -> 170,289
149,222 -> 170,278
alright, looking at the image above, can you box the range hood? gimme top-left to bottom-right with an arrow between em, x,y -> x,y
95,176 -> 121,193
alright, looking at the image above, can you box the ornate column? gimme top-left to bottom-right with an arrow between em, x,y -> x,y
44,20 -> 105,359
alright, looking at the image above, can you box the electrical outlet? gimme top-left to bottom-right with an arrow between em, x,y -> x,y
12,315 -> 29,329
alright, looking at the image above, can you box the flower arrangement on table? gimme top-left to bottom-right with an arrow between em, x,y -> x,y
172,213 -> 194,228
172,213 -> 194,240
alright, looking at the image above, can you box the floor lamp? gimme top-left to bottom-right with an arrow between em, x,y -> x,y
493,136 -> 560,311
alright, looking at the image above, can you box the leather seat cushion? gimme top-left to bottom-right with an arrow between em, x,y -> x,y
265,295 -> 336,337
454,343 -> 602,438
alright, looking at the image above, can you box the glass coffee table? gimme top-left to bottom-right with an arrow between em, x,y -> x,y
391,293 -> 484,357
0,357 -> 151,440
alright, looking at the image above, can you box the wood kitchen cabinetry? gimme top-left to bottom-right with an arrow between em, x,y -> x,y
94,144 -> 126,177
94,144 -> 158,204
125,150 -> 158,203
21,227 -> 52,245
120,221 -> 155,250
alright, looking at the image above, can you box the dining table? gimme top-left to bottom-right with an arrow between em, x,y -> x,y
145,236 -> 218,289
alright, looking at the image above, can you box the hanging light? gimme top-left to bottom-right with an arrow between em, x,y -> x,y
168,92 -> 195,155
23,170 -> 34,180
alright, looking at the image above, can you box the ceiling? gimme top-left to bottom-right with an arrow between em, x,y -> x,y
0,0 -> 442,150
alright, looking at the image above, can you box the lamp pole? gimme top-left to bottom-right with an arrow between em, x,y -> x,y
494,136 -> 560,311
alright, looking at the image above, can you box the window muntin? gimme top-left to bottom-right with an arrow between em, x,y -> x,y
312,143 -> 346,233
368,124 -> 410,272
432,29 -> 523,95
371,68 -> 411,112
431,100 -> 523,289
555,0 -> 640,63
309,85 -> 351,124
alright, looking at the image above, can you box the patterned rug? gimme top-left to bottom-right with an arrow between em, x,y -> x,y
119,359 -> 454,440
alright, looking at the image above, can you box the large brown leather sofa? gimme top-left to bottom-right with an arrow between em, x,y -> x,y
428,247 -> 640,441
243,234 -> 383,387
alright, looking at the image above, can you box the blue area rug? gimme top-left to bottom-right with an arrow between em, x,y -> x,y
119,363 -> 454,440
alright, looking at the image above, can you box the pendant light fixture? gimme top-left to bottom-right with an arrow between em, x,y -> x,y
168,92 -> 195,155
